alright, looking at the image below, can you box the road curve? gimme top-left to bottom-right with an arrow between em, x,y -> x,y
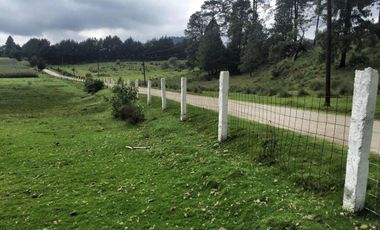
43,69 -> 380,153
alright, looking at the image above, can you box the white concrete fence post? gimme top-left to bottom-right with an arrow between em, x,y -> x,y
181,77 -> 187,121
135,79 -> 139,98
161,78 -> 167,110
147,80 -> 152,105
218,71 -> 230,142
343,67 -> 379,212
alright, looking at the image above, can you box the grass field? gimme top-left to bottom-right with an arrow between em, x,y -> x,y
51,60 -> 193,82
0,57 -> 38,78
49,44 -> 380,123
0,75 -> 379,228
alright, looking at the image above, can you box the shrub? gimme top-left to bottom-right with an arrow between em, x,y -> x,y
309,79 -> 324,91
348,52 -> 370,67
36,58 -> 46,71
297,88 -> 309,97
29,56 -> 38,67
168,57 -> 179,67
161,62 -> 170,69
84,77 -> 104,94
111,79 -> 144,124
257,130 -> 279,165
278,89 -> 292,98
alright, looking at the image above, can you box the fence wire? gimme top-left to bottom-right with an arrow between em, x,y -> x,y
228,93 -> 351,189
366,106 -> 380,215
147,77 -> 379,216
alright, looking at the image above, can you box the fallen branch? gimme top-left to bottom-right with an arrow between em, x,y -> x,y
126,146 -> 150,150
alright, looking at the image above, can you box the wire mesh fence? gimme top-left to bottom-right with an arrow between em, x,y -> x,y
366,108 -> 380,216
140,75 -> 380,216
228,94 -> 352,190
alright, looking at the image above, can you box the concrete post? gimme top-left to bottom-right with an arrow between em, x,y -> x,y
127,79 -> 131,86
343,67 -> 379,212
135,79 -> 139,98
161,78 -> 167,110
218,71 -> 229,142
147,80 -> 152,105
181,77 -> 187,121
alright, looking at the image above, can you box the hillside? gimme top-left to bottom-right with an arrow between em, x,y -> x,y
51,43 -> 380,99
0,57 -> 38,78
186,43 -> 380,97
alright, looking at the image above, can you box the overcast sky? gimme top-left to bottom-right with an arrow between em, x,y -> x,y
0,0 -> 204,45
0,0 -> 378,46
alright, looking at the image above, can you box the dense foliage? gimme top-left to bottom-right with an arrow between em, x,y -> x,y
84,77 -> 104,94
185,0 -> 380,77
111,79 -> 144,124
0,36 -> 186,65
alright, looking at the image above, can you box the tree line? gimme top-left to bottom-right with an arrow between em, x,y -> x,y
0,35 -> 186,65
186,0 -> 380,76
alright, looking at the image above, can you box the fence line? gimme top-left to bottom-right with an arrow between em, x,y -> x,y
43,68 -> 379,215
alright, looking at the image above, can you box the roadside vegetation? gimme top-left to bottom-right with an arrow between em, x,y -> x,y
0,76 -> 379,229
0,57 -> 38,78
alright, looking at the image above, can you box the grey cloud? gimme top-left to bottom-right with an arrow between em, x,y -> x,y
0,0 -> 202,42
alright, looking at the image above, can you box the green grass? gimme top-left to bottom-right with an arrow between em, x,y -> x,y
0,57 -> 38,78
51,60 -> 193,82
50,44 -> 380,122
0,76 -> 379,228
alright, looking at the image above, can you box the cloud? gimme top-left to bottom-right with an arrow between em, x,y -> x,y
0,0 -> 204,44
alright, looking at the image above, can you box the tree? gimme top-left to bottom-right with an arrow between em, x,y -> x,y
22,38 -> 50,60
325,0 -> 332,107
227,0 -> 251,73
197,18 -> 227,76
334,0 -> 375,68
37,58 -> 47,71
4,36 -> 22,60
201,0 -> 233,35
29,56 -> 39,67
240,5 -> 267,75
185,11 -> 208,67
270,0 -> 313,61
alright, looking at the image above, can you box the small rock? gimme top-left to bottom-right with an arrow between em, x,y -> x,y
360,224 -> 368,229
302,215 -> 315,221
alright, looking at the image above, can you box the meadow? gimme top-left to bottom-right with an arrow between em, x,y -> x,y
0,75 -> 379,228
0,57 -> 38,78
49,44 -> 380,122
52,60 -> 193,82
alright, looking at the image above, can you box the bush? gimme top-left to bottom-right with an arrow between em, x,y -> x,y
277,89 -> 292,98
161,62 -> 170,69
257,130 -> 279,166
84,77 -> 104,94
309,79 -> 324,91
36,58 -> 46,71
297,88 -> 309,97
111,79 -> 144,124
348,52 -> 370,67
168,57 -> 179,67
29,56 -> 38,67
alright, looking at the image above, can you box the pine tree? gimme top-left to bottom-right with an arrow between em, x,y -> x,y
227,0 -> 251,73
4,36 -> 22,60
197,18 -> 226,76
239,4 -> 267,75
185,11 -> 208,68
